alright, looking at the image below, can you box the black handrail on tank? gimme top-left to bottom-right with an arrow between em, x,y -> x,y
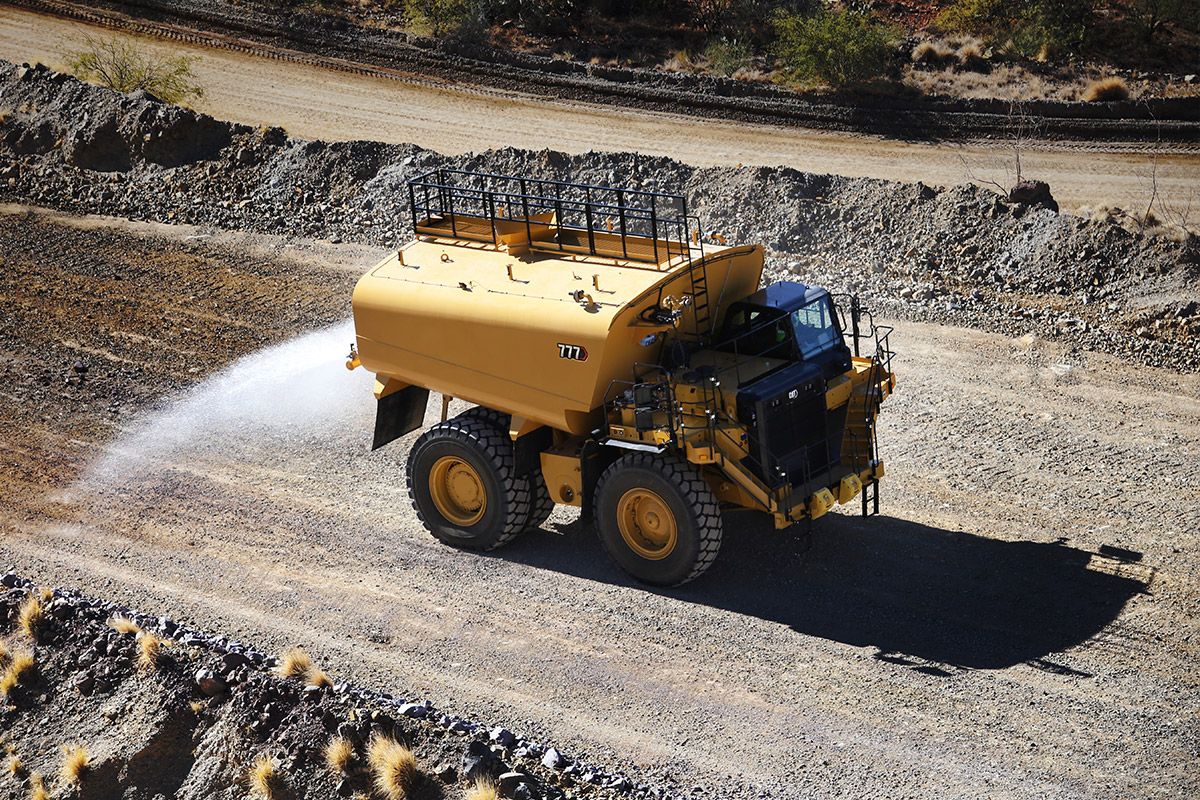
406,169 -> 697,265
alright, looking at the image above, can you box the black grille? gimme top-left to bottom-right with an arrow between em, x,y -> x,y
739,377 -> 843,488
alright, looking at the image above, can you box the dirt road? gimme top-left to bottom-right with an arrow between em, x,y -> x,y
4,6 -> 1199,216
2,208 -> 1197,799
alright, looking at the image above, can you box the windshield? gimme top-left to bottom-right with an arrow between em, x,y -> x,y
789,297 -> 840,360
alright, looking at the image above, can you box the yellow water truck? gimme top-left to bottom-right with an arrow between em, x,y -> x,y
350,170 -> 895,585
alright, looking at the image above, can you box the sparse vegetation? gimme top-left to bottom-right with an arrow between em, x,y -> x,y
368,735 -> 418,800
29,772 -> 48,800
912,40 -> 956,67
324,735 -> 355,774
249,754 -> 282,799
465,779 -> 499,800
306,667 -> 333,688
702,37 -> 752,77
1083,76 -> 1130,101
404,0 -> 470,36
108,616 -> 141,635
772,8 -> 897,87
276,646 -> 313,679
0,650 -> 35,697
6,755 -> 22,777
16,595 -> 44,641
60,744 -> 90,785
66,35 -> 204,105
955,42 -> 989,72
0,639 -> 10,666
276,646 -> 333,686
137,632 -> 163,671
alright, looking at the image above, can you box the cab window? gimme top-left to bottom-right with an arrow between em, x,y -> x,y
790,297 -> 840,360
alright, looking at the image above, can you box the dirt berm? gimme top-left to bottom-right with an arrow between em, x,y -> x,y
14,0 -> 1200,141
2,60 -> 1197,371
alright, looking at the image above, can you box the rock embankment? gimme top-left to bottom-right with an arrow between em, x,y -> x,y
1,60 -> 1197,370
0,572 -> 652,800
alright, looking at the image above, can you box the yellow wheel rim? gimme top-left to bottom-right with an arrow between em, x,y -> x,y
429,456 -> 487,526
616,488 -> 678,560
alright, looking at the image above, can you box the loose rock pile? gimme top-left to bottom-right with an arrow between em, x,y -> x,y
1,60 -> 1196,370
0,571 -> 660,799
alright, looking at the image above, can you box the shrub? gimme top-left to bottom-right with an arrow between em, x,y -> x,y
955,42 -> 990,72
687,0 -> 815,39
16,595 -> 44,641
911,40 -> 955,66
702,37 -> 752,76
368,735 -> 418,800
275,647 -> 313,679
249,754 -> 282,799
67,35 -> 204,105
405,0 -> 470,35
772,9 -> 897,86
1082,76 -> 1130,101
30,772 -> 47,800
60,744 -> 90,785
935,0 -> 1094,57
137,633 -> 163,671
465,779 -> 500,800
324,736 -> 354,775
0,650 -> 34,697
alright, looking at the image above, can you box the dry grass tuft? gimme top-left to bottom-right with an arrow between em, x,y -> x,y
249,754 -> 282,799
276,647 -> 313,680
1083,76 -> 1129,102
60,743 -> 90,785
306,668 -> 333,689
911,41 -> 954,66
189,700 -> 204,714
29,772 -> 48,800
276,647 -> 333,687
324,735 -> 355,775
368,735 -> 418,800
955,43 -> 989,73
137,632 -> 163,671
108,616 -> 141,635
37,588 -> 53,604
0,639 -> 10,667
465,779 -> 499,800
16,596 -> 44,641
0,650 -> 35,697
6,755 -> 22,777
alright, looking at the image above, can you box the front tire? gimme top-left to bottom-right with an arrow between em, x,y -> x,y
407,416 -> 531,550
594,454 -> 722,586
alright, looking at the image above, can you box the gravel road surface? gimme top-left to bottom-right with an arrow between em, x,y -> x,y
2,208 -> 1196,799
3,6 -> 1199,216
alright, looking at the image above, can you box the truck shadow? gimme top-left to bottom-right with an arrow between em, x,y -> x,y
506,513 -> 1152,672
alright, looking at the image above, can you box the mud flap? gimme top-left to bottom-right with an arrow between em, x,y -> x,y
372,385 -> 430,450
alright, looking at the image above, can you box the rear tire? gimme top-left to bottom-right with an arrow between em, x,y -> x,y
407,416 -> 531,551
594,453 -> 722,586
462,405 -> 554,531
527,470 -> 556,529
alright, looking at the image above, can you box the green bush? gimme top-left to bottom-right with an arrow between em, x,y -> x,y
405,0 -> 470,35
772,9 -> 897,86
934,0 -> 1094,57
702,37 -> 752,76
67,35 -> 204,105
